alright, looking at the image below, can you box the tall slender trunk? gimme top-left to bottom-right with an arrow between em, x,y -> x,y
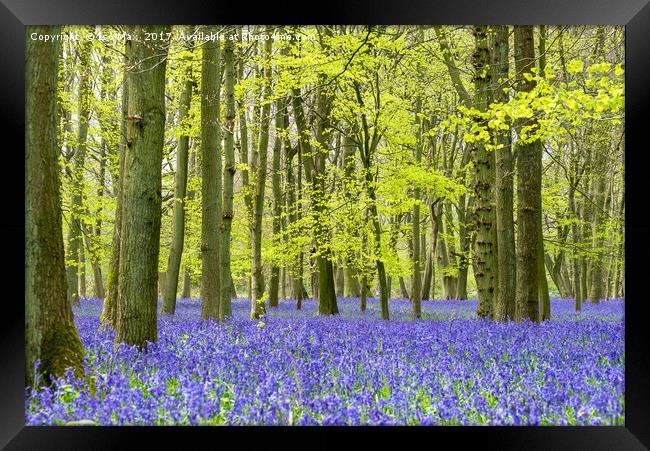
65,36 -> 92,305
182,149 -> 197,300
471,26 -> 497,319
237,27 -> 253,304
434,204 -> 457,299
200,27 -> 222,321
342,132 -> 361,298
353,77 -> 388,319
89,137 -> 106,299
220,31 -> 236,320
514,26 -> 541,323
492,25 -> 516,322
283,117 -> 303,308
538,233 -> 551,320
411,96 -> 423,318
162,40 -> 193,314
268,97 -> 285,308
295,125 -> 304,310
426,204 -> 440,300
364,170 -> 389,319
102,58 -> 128,329
250,32 -> 273,319
78,244 -> 86,299
455,195 -> 470,299
115,25 -> 170,348
88,56 -> 110,300
360,208 -> 371,311
613,188 -> 624,298
421,238 -> 433,301
537,25 -> 551,320
588,153 -> 608,303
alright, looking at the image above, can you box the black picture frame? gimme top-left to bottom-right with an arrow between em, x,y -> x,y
3,0 -> 649,448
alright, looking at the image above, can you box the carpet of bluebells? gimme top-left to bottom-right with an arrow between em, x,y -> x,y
26,297 -> 625,426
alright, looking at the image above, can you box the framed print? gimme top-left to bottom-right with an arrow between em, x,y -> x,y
4,0 -> 650,448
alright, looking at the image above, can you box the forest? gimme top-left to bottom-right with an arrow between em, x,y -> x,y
26,24 -> 624,425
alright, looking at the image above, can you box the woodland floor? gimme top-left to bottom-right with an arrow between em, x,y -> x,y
26,297 -> 624,425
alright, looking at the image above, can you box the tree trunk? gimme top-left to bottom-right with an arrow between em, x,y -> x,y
537,25 -> 551,320
399,277 -> 410,299
421,221 -> 433,301
182,268 -> 191,298
250,32 -> 273,319
411,97 -> 423,318
360,274 -> 368,311
455,195 -> 470,300
83,225 -> 104,299
336,262 -> 345,298
538,231 -> 551,320
65,36 -> 92,306
26,25 -> 85,386
588,161 -> 608,303
115,25 -> 170,348
268,97 -> 285,308
237,28 -> 254,309
492,25 -> 516,322
162,39 -> 193,315
101,58 -> 128,329
89,130 -> 106,300
220,32 -> 236,319
471,26 -> 497,319
78,234 -> 86,299
158,271 -> 167,300
182,148 -> 197,301
200,27 -> 222,321
434,205 -> 457,300
353,78 -> 389,319
88,60 -> 109,300
342,132 -> 360,298
514,25 -> 541,323
307,69 -> 338,316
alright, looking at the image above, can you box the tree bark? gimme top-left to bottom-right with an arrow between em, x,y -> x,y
471,26 -> 497,319
411,96 -> 423,318
101,57 -> 128,330
514,25 -> 541,323
182,268 -> 191,298
537,25 -> 551,320
250,32 -> 273,319
268,97 -> 285,308
588,156 -> 608,303
65,36 -> 92,305
26,25 -> 85,386
162,39 -> 194,315
492,25 -> 516,322
200,27 -> 222,321
115,26 -> 170,348
220,31 -> 236,320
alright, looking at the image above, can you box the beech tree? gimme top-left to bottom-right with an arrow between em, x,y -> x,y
250,29 -> 273,320
200,27 -> 223,321
162,37 -> 194,315
220,29 -> 236,320
26,25 -> 84,386
492,25 -> 516,322
514,25 -> 541,323
115,25 -> 170,347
